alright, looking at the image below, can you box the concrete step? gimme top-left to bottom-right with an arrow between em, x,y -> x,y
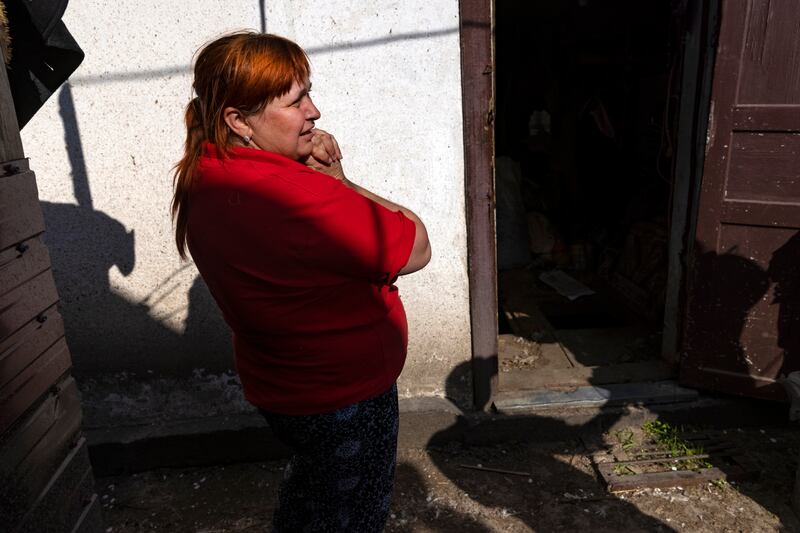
493,380 -> 698,413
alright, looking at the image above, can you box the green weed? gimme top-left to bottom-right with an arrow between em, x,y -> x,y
612,463 -> 637,476
614,428 -> 636,451
710,478 -> 729,489
641,420 -> 712,471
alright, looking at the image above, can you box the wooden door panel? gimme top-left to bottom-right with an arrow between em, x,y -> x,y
681,0 -> 800,399
738,1 -> 800,104
720,203 -> 798,227
717,225 -> 795,374
733,107 -> 800,129
726,132 -> 800,202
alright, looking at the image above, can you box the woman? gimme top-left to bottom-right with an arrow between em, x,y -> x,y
172,31 -> 431,531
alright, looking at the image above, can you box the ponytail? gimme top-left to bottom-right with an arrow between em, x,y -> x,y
171,97 -> 205,259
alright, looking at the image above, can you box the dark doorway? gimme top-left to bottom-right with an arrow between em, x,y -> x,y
493,0 -> 691,393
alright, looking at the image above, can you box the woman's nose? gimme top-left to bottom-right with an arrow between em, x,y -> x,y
305,98 -> 321,120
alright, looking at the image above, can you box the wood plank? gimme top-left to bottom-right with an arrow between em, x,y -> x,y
662,0 -> 718,362
0,269 -> 60,340
0,157 -> 29,176
71,492 -> 103,533
0,237 -> 51,297
0,377 -> 82,525
0,46 -> 24,162
732,106 -> 800,131
610,451 -> 741,467
595,433 -> 757,493
15,437 -> 98,533
0,305 -> 64,391
721,200 -> 800,228
0,338 -> 71,434
0,168 -> 44,251
0,376 -> 82,473
724,131 -> 800,203
597,456 -> 756,492
681,363 -> 785,399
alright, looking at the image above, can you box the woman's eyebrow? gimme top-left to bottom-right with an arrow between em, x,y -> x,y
290,82 -> 312,104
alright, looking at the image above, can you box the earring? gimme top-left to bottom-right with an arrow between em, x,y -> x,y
242,135 -> 251,145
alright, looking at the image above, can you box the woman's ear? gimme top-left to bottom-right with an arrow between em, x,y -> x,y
223,107 -> 250,140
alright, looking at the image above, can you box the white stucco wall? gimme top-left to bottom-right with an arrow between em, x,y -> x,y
22,0 -> 473,424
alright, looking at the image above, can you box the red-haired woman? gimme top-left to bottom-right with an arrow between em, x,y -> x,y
172,31 -> 431,531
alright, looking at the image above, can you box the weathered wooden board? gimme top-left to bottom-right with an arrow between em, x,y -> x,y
0,166 -> 44,251
0,269 -> 60,339
460,0 -> 498,409
0,305 -> 64,391
0,237 -> 51,296
595,434 -> 757,492
0,377 -> 82,527
72,493 -> 104,533
0,47 -> 24,162
0,338 -> 71,435
14,437 -> 97,533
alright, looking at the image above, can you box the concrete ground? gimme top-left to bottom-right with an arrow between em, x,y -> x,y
93,398 -> 800,532
96,425 -> 799,532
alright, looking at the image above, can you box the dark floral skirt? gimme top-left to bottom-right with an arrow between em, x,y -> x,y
260,383 -> 399,532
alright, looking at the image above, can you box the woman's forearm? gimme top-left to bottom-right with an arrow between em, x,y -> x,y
302,132 -> 431,274
341,176 -> 431,274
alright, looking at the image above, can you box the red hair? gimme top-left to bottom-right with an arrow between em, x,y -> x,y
172,31 -> 311,259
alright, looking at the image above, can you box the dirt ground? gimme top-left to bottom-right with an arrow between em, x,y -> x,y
98,424 -> 800,532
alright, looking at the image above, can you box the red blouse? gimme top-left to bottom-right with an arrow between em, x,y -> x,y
186,143 -> 416,415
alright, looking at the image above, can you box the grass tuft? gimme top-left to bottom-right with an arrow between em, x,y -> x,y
642,420 -> 712,471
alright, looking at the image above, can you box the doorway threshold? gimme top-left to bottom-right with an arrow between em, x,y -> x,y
493,380 -> 698,413
499,359 -> 675,390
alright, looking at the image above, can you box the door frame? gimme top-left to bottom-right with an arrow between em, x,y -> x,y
459,0 -> 498,410
662,0 -> 721,361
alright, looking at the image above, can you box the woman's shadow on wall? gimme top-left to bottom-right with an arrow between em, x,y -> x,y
40,200 -> 230,377
41,84 -> 231,379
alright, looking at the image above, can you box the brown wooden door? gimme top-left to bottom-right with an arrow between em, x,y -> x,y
681,0 -> 800,400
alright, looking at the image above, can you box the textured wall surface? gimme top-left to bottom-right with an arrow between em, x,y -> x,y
22,0 -> 473,426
